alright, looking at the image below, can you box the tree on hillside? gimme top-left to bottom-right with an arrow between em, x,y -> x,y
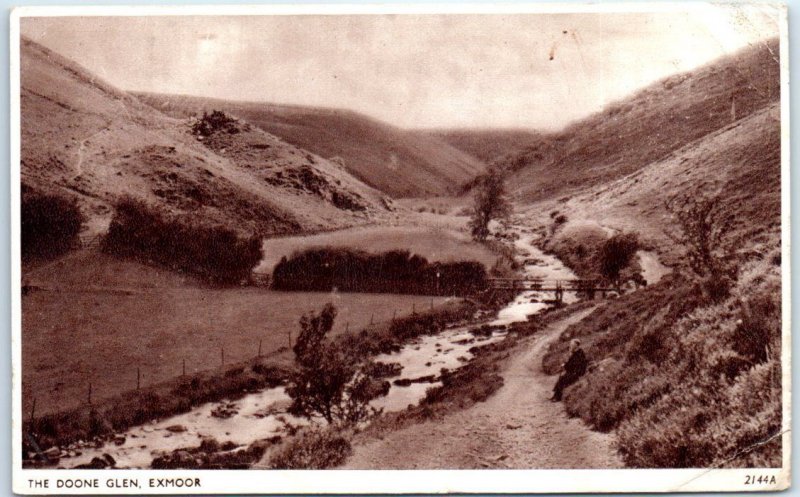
468,170 -> 511,242
666,194 -> 735,278
666,194 -> 736,301
598,233 -> 640,287
287,304 -> 385,425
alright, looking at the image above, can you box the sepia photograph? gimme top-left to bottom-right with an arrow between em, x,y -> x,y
11,2 -> 789,493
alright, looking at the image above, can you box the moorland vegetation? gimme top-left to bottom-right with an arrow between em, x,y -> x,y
271,248 -> 487,296
102,197 -> 263,285
543,195 -> 782,467
22,187 -> 84,262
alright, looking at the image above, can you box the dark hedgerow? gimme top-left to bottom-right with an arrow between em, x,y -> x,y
271,247 -> 487,296
21,186 -> 84,262
102,196 -> 262,284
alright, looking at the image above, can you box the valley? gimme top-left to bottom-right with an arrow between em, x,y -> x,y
19,20 -> 784,477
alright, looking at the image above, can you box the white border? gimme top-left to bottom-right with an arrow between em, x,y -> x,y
9,3 -> 792,494
8,2 -> 785,16
780,0 -> 793,490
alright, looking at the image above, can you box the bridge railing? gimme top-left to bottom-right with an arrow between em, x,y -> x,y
485,278 -> 615,291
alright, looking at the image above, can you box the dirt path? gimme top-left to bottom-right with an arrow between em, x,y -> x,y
72,126 -> 108,181
637,250 -> 671,285
343,308 -> 623,469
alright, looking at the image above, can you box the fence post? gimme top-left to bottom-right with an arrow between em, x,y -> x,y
370,313 -> 374,325
345,322 -> 349,333
412,303 -> 416,315
393,310 -> 397,321
29,398 -> 36,425
87,383 -> 92,407
137,367 -> 140,391
288,330 -> 292,349
221,347 -> 225,366
258,339 -> 263,357
182,358 -> 186,377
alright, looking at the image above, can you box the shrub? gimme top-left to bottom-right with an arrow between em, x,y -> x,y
272,248 -> 487,296
267,427 -> 352,469
191,110 -> 240,137
21,187 -> 84,261
666,194 -> 734,278
287,304 -> 384,425
598,233 -> 640,286
102,197 -> 262,284
542,222 -> 608,278
331,191 -> 366,211
292,303 -> 337,364
733,293 -> 780,364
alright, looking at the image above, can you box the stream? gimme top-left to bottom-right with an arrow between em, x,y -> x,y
637,250 -> 671,285
58,231 -> 582,469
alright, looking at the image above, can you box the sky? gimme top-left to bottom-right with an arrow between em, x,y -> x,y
20,6 -> 780,130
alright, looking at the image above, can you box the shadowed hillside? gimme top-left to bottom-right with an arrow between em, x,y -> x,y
530,101 -> 781,264
418,129 -> 543,164
504,38 -> 780,203
528,96 -> 783,468
136,93 -> 486,198
526,39 -> 783,469
21,37 -> 388,241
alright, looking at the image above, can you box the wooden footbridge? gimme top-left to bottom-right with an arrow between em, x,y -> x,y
485,277 -> 620,304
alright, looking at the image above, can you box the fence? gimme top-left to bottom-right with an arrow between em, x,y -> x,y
24,296 -> 455,421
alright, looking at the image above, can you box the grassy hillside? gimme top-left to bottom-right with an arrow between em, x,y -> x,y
136,93 -> 486,198
20,37 -> 388,242
258,225 -> 499,273
533,60 -> 782,467
525,101 -> 781,262
419,129 -> 543,164
22,249 -> 453,416
504,38 -> 780,204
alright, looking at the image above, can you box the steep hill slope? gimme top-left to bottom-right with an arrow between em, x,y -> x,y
529,100 -> 782,469
20,37 -> 389,240
136,93 -> 486,198
524,101 -> 781,260
504,38 -> 780,204
421,129 -> 543,164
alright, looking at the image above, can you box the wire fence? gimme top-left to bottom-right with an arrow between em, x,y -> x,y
25,297 -> 454,419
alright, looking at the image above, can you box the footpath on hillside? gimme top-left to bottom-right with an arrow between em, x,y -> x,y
342,308 -> 623,469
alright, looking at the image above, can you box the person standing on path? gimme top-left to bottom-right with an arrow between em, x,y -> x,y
550,339 -> 588,402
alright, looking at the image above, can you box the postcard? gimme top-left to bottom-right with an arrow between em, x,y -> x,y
11,2 -> 790,493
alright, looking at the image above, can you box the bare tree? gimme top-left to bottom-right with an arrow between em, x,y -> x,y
469,170 -> 511,242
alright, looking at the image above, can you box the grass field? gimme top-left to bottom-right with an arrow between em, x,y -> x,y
257,225 -> 499,273
22,252 -> 453,416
